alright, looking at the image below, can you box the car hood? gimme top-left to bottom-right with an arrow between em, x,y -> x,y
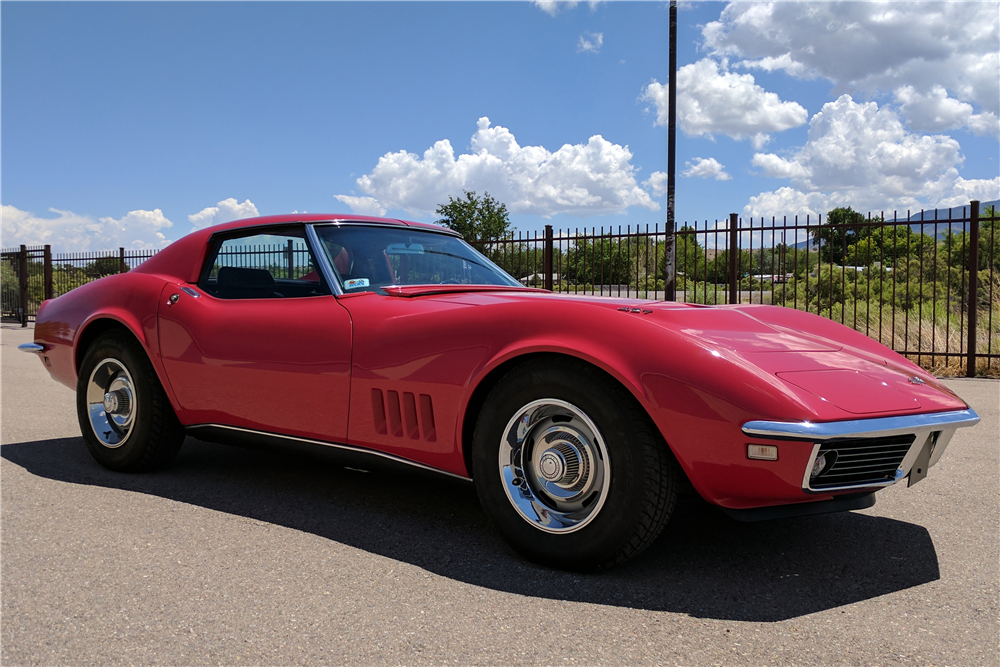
635,301 -> 966,416
415,289 -> 967,417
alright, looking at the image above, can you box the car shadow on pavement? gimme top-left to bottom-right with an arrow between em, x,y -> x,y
2,435 -> 940,622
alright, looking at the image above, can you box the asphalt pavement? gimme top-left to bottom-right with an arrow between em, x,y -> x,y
2,323 -> 997,666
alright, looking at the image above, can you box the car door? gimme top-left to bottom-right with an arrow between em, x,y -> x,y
157,225 -> 353,442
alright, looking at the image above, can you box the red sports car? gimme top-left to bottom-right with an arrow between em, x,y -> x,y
21,214 -> 980,570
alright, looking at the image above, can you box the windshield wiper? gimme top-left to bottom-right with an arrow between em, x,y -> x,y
416,249 -> 493,269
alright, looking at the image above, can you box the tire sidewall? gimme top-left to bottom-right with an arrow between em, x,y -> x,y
77,333 -> 162,471
473,363 -> 651,569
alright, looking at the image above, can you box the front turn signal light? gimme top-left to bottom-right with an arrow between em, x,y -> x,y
747,444 -> 778,461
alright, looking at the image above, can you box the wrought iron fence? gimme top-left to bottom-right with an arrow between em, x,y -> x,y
3,201 -> 996,376
213,241 -> 314,279
1,246 -> 158,324
471,200 -> 998,377
670,204 -> 998,377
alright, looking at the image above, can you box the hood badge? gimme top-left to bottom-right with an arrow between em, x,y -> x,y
617,306 -> 654,315
908,376 -> 926,385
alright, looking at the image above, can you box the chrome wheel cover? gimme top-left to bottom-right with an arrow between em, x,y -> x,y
498,399 -> 611,534
85,358 -> 137,449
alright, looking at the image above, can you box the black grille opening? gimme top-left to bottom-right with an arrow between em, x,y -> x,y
811,434 -> 916,489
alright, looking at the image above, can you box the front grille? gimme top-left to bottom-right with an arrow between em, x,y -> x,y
811,434 -> 916,489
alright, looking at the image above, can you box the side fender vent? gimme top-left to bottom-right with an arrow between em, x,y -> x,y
371,389 -> 436,442
371,389 -> 388,435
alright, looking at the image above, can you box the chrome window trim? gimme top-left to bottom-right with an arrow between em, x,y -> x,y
201,224 -> 333,299
742,409 -> 979,441
304,224 -> 343,296
309,222 -> 520,292
186,424 -> 472,482
311,220 -> 463,238
454,238 -> 522,287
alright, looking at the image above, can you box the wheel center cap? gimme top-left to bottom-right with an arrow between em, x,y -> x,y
103,392 -> 119,413
538,451 -> 566,481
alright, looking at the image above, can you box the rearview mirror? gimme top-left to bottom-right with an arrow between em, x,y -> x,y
386,242 -> 425,255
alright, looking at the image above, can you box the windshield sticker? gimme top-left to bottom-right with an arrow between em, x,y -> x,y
344,278 -> 370,290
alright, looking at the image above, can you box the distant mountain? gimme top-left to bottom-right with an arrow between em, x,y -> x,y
904,199 -> 998,222
787,199 -> 998,248
904,199 -> 998,239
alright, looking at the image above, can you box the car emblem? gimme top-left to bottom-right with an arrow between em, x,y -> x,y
908,376 -> 926,385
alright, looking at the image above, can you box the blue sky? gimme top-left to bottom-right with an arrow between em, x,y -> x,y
2,1 -> 998,251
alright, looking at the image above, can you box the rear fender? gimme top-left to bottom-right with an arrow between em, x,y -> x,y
66,277 -> 186,421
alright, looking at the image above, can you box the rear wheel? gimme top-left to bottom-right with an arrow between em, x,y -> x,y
77,331 -> 184,472
472,358 -> 677,570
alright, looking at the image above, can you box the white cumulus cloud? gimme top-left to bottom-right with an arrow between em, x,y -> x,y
188,198 -> 260,229
751,153 -> 808,180
754,95 -> 961,195
704,1 -> 1000,130
641,58 -> 807,143
643,171 -> 668,197
933,176 -> 1000,210
743,95 -> 999,217
743,187 -> 832,222
894,85 -> 1000,138
577,32 -> 603,54
533,0 -> 578,17
2,205 -> 174,252
340,117 -> 659,218
334,195 -> 388,217
681,157 -> 732,181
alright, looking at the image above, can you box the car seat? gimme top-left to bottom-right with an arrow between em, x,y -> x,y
216,267 -> 284,299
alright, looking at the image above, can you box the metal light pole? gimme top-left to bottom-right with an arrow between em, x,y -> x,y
664,0 -> 678,301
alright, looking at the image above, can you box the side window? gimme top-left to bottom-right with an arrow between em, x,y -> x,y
200,228 -> 329,299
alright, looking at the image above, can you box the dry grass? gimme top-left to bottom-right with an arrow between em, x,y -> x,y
827,298 -> 1000,378
703,274 -> 1000,378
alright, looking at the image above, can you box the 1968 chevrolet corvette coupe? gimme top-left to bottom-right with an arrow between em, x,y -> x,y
22,214 -> 979,570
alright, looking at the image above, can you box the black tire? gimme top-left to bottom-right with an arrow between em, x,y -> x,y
472,358 -> 677,571
76,331 -> 184,472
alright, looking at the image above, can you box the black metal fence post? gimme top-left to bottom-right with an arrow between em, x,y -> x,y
728,213 -> 739,304
664,219 -> 676,301
666,0 -> 677,301
118,247 -> 126,274
966,200 -> 980,378
18,245 -> 29,327
543,225 -> 554,291
43,245 -> 53,301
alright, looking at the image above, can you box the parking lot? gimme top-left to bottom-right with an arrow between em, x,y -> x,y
2,323 -> 997,666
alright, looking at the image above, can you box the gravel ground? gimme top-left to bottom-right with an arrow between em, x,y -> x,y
2,323 -> 997,666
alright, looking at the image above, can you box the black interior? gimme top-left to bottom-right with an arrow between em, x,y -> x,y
215,267 -> 285,299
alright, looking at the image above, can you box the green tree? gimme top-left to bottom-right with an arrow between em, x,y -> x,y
488,242 -> 548,282
812,207 -> 870,265
847,226 -> 933,269
671,226 -> 707,284
565,237 -> 632,286
978,206 -> 1000,274
84,256 -> 125,278
435,191 -> 512,242
708,248 -> 752,284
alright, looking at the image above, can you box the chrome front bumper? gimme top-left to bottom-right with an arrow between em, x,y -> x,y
742,409 -> 980,493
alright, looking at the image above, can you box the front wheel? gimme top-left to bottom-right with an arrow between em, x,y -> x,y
77,331 -> 184,472
472,359 -> 678,570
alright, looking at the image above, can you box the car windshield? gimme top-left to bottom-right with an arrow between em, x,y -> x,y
314,225 -> 521,293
